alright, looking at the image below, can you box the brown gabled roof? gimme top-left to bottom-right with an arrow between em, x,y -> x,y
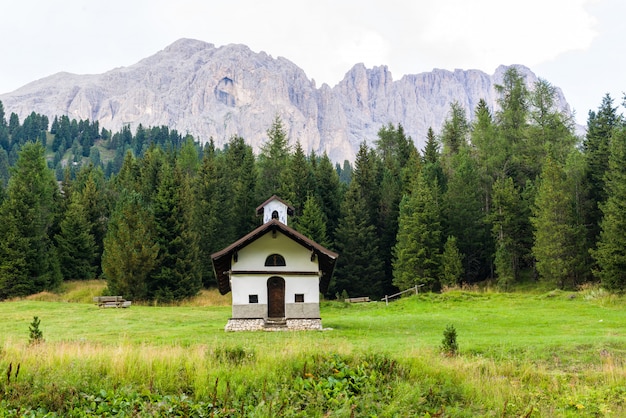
211,219 -> 338,295
255,195 -> 295,216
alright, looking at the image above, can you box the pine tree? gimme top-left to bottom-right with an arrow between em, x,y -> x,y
295,194 -> 330,248
222,136 -> 257,240
148,161 -> 201,301
393,171 -> 442,291
489,177 -> 527,288
440,236 -> 464,287
333,182 -> 384,298
102,190 -> 158,300
0,142 -> 62,298
55,196 -> 97,280
257,116 -> 291,200
440,102 -> 470,157
531,157 -> 584,288
583,94 -> 622,251
313,152 -> 342,242
443,147 -> 490,281
592,126 -> 626,291
193,144 -> 224,287
279,140 -> 314,220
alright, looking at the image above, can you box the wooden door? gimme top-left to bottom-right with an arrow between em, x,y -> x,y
267,276 -> 285,318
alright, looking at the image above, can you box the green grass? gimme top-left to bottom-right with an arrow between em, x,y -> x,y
0,285 -> 624,416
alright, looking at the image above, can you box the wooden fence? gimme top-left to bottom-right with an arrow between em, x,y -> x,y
381,284 -> 424,306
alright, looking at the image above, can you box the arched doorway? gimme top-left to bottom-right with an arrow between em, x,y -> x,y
267,276 -> 285,318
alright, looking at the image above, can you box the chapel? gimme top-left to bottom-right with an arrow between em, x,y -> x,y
211,196 -> 338,331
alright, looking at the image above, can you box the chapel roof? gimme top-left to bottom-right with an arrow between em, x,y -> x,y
211,219 -> 338,295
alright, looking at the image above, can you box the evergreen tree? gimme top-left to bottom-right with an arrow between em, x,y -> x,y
55,196 -> 97,280
0,101 -> 9,151
489,177 -> 527,288
148,161 -> 201,301
392,171 -> 442,291
495,67 -> 530,187
440,236 -> 464,287
375,124 -> 417,293
333,182 -> 384,298
421,127 -> 445,190
592,126 -> 626,291
102,190 -> 158,300
440,102 -> 470,157
279,140 -> 314,220
221,136 -> 257,240
257,116 -> 291,200
583,94 -> 622,251
471,98 -> 502,215
313,152 -> 342,242
295,194 -> 330,248
74,165 -> 109,277
0,142 -> 62,298
443,147 -> 490,281
531,157 -> 584,288
193,142 -> 224,287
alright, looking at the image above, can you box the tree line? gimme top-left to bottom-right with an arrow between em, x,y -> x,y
0,67 -> 625,301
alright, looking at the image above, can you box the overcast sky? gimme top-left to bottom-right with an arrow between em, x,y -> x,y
1,0 -> 623,125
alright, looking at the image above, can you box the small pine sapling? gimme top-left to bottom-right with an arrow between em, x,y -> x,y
29,316 -> 43,345
440,324 -> 458,356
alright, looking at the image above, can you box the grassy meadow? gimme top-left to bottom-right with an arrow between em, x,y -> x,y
0,281 -> 624,417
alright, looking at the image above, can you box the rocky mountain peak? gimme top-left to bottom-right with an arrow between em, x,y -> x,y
0,39 -> 573,162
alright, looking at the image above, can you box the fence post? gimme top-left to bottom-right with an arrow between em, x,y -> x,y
384,295 -> 388,306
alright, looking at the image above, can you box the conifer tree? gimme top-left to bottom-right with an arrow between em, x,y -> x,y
148,161 -> 201,301
592,126 -> 626,291
279,140 -> 314,220
193,143 -> 224,287
440,102 -> 470,157
295,194 -> 330,248
440,236 -> 464,287
257,116 -> 290,200
313,152 -> 342,242
583,94 -> 622,250
531,157 -> 584,288
55,196 -> 97,280
102,190 -> 158,300
0,142 -> 62,297
489,177 -> 526,288
222,136 -> 257,240
393,171 -> 442,291
333,182 -> 384,298
443,147 -> 490,281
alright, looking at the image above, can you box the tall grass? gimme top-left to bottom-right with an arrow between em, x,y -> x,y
0,284 -> 624,416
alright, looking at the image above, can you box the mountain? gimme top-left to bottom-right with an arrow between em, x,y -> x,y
0,38 -> 572,162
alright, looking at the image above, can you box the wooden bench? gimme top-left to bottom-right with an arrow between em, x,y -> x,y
93,296 -> 132,308
344,296 -> 370,303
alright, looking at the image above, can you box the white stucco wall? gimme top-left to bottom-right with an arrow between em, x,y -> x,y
230,231 -> 321,310
233,232 -> 318,272
231,274 -> 320,305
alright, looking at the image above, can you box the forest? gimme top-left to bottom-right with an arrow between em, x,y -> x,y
0,67 -> 625,301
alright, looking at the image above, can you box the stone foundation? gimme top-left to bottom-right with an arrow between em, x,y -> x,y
224,318 -> 322,331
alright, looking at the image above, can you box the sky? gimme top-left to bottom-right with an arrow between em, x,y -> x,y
0,0 -> 624,125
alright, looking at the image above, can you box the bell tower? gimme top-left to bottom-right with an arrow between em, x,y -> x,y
256,195 -> 295,225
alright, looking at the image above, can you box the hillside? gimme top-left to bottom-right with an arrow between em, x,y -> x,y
0,38 -> 572,162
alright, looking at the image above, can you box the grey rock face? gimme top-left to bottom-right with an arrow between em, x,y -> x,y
0,38 -> 571,162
